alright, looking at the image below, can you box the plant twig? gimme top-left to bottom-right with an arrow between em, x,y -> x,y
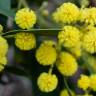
48,64 -> 54,74
64,77 -> 72,96
1,29 -> 62,37
18,0 -> 28,9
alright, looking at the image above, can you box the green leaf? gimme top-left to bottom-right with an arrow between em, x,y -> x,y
0,0 -> 15,17
0,0 -> 11,10
0,8 -> 15,18
2,29 -> 62,37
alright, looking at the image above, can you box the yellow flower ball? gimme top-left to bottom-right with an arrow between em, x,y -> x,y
60,89 -> 75,96
82,30 -> 96,53
15,8 -> 36,29
78,74 -> 90,90
15,32 -> 36,50
80,8 -> 96,25
0,56 -> 7,71
36,41 -> 57,66
56,52 -> 78,76
90,75 -> 96,91
0,24 -> 3,33
37,72 -> 58,92
53,2 -> 80,24
0,36 -> 8,56
58,26 -> 81,48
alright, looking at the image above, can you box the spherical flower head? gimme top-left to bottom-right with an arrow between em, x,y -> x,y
56,52 -> 78,76
53,2 -> 80,24
36,41 -> 57,66
58,26 -> 81,48
15,32 -> 36,50
15,8 -> 36,29
0,56 -> 7,71
80,8 -> 96,25
0,24 -> 3,33
82,30 -> 96,53
78,74 -> 90,90
90,74 -> 96,91
60,89 -> 75,96
37,72 -> 58,92
0,36 -> 8,56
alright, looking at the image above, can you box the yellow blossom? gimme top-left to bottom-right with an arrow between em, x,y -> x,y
36,40 -> 57,66
0,36 -> 8,56
80,8 -> 96,25
82,30 -> 96,53
15,8 -> 36,29
78,74 -> 90,90
57,52 -> 78,76
90,74 -> 96,91
15,32 -> 36,50
37,72 -> 58,92
0,56 -> 7,71
58,26 -> 81,48
53,2 -> 80,24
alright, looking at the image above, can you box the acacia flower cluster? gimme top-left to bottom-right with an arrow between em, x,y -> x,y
1,1 -> 96,95
78,74 -> 96,92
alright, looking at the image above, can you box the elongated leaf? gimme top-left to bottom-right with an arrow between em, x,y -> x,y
2,29 -> 62,36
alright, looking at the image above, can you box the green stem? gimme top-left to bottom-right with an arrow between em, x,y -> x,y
18,0 -> 28,9
1,29 -> 61,36
64,77 -> 72,96
18,0 -> 22,9
48,64 -> 54,74
84,89 -> 90,95
3,34 -> 15,38
57,42 -> 62,53
22,0 -> 28,7
82,53 -> 93,74
85,90 -> 89,94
